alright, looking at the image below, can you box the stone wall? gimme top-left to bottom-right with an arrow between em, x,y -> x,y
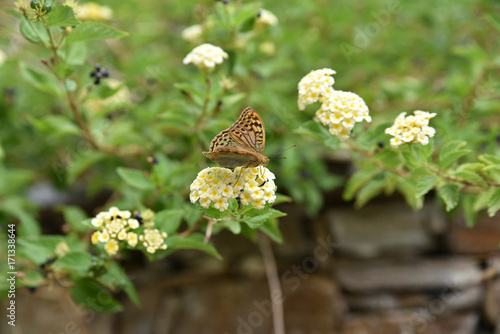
2,196 -> 500,334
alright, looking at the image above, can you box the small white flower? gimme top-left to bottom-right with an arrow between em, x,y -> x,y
385,110 -> 436,148
298,68 -> 336,110
256,9 -> 279,26
182,24 -> 203,42
183,43 -> 228,72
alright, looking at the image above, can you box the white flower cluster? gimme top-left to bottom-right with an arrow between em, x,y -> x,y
385,111 -> 437,148
183,43 -> 228,72
316,90 -> 371,140
297,68 -> 336,110
181,24 -> 203,43
190,167 -> 277,212
90,207 -> 167,256
298,68 -> 372,140
256,9 -> 278,27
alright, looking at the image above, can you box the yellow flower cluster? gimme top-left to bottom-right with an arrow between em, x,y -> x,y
190,167 -> 277,212
385,111 -> 436,148
297,68 -> 336,110
183,43 -> 229,72
316,90 -> 371,140
90,207 -> 167,256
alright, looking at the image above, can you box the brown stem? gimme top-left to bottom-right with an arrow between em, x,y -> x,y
204,218 -> 216,244
258,232 -> 285,334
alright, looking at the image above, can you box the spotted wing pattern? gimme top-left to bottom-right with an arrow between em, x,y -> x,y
203,107 -> 269,168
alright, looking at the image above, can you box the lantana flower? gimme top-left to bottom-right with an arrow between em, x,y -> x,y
385,110 -> 436,148
316,90 -> 371,140
190,167 -> 277,212
183,43 -> 228,72
298,68 -> 336,110
181,24 -> 203,43
89,207 -> 167,256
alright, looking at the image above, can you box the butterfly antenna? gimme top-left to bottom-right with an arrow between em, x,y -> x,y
270,145 -> 297,159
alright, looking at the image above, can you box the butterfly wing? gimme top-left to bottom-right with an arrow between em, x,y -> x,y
203,107 -> 269,168
228,107 -> 266,154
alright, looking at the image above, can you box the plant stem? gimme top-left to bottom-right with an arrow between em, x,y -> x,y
258,232 -> 285,334
195,75 -> 212,133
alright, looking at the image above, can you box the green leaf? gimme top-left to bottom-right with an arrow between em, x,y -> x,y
56,205 -> 88,233
233,2 -> 260,27
66,22 -> 129,43
220,220 -> 241,234
243,208 -> 286,229
116,167 -> 153,190
438,184 -> 459,211
461,194 -> 476,227
66,151 -> 106,184
17,235 -> 64,264
474,187 -> 494,212
27,115 -> 79,138
415,176 -> 438,197
70,279 -> 122,312
166,234 -> 221,259
450,170 -> 486,187
0,197 -> 40,236
488,188 -> 500,217
52,252 -> 92,275
355,177 -> 386,208
46,5 -> 80,27
375,150 -> 401,169
294,120 -> 340,149
438,140 -> 470,169
479,154 -> 500,165
63,41 -> 88,65
343,169 -> 379,201
20,17 -> 49,44
100,262 -> 140,306
396,178 -> 423,210
155,209 -> 183,235
259,219 -> 283,244
19,62 -> 60,96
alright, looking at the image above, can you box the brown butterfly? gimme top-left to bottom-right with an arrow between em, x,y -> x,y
203,107 -> 270,168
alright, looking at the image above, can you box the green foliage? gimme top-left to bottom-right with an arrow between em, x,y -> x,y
1,0 -> 499,315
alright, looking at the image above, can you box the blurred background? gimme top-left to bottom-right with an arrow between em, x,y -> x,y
1,0 -> 500,333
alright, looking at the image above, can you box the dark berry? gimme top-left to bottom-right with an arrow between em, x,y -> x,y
89,64 -> 109,85
378,141 -> 385,148
42,3 -> 52,13
30,0 -> 41,9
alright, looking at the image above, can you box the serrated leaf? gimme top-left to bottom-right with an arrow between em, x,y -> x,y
438,140 -> 470,169
19,62 -> 60,96
375,150 -> 401,169
20,17 -> 49,44
243,209 -> 286,229
155,209 -> 183,235
70,279 -> 122,312
488,188 -> 500,217
396,178 -> 423,210
27,115 -> 79,137
116,167 -> 153,190
343,169 -> 380,201
451,170 -> 486,187
66,151 -> 106,184
66,22 -> 128,43
355,178 -> 386,208
479,154 -> 500,165
63,41 -> 87,65
438,184 -> 459,211
259,220 -> 283,244
474,188 -> 494,212
46,5 -> 80,27
294,120 -> 340,149
221,220 -> 241,234
52,252 -> 92,275
462,194 -> 476,227
100,262 -> 140,306
17,235 -> 64,264
166,235 -> 221,259
57,205 -> 88,233
415,176 -> 438,197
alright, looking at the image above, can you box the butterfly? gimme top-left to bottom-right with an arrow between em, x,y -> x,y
203,107 -> 270,168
